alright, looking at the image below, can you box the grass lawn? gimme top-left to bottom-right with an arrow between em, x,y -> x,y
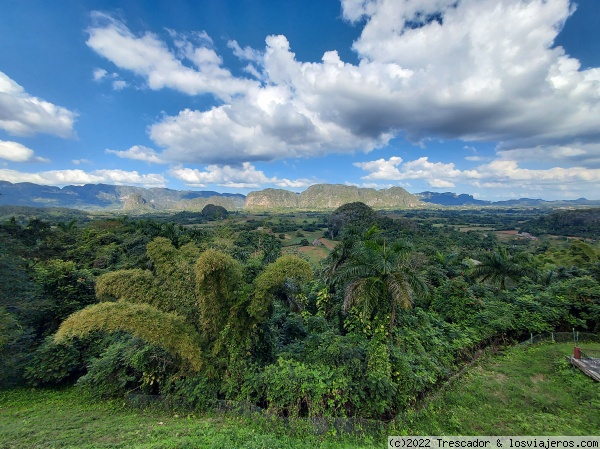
399,342 -> 600,435
0,389 -> 377,449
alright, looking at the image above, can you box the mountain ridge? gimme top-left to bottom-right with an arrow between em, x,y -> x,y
0,181 -> 245,211
0,181 -> 598,211
416,191 -> 600,207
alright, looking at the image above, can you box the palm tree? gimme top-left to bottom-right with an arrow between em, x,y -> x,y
471,246 -> 536,291
332,236 -> 428,329
323,226 -> 368,286
57,219 -> 77,232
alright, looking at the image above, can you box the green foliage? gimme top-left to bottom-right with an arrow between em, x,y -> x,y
195,249 -> 243,335
0,306 -> 28,387
95,268 -> 154,303
232,230 -> 282,264
250,255 -> 314,321
431,276 -> 481,323
0,306 -> 21,351
146,237 -> 197,275
33,259 -> 96,330
24,336 -> 84,387
327,202 -> 377,239
262,358 -> 350,418
546,276 -> 600,332
332,233 -> 429,330
471,247 -> 536,291
522,208 -> 600,238
96,238 -> 200,321
78,335 -> 178,398
535,240 -> 600,270
363,336 -> 397,417
54,301 -> 203,372
167,372 -> 220,409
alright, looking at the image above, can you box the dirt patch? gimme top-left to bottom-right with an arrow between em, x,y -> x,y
530,374 -> 546,383
289,246 -> 330,266
298,246 -> 329,258
317,238 -> 336,250
492,372 -> 508,383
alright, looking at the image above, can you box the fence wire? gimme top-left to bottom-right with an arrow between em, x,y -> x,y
519,331 -> 600,346
124,393 -> 385,435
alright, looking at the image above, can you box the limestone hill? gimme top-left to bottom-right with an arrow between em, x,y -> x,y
245,184 -> 420,210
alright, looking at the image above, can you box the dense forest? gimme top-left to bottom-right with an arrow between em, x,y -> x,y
521,208 -> 600,238
1,203 -> 599,420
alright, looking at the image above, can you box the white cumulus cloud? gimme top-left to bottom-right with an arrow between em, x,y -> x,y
86,1 -> 600,171
497,143 -> 600,168
0,71 -> 76,138
93,68 -> 108,81
0,168 -> 166,187
86,12 -> 257,100
0,140 -> 49,163
106,145 -> 165,164
169,162 -> 313,189
355,155 -> 600,198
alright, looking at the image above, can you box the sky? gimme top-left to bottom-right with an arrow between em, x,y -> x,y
1,0 -> 600,201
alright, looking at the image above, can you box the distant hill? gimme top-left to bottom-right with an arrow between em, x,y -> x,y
245,184 -> 420,210
0,181 -> 245,211
416,191 -> 490,206
245,188 -> 299,210
176,196 -> 244,211
122,193 -> 155,211
492,198 -> 600,207
416,191 -> 600,208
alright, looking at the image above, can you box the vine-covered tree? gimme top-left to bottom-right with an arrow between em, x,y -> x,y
250,255 -> 313,322
55,238 -> 313,379
195,249 -> 243,335
55,238 -> 204,371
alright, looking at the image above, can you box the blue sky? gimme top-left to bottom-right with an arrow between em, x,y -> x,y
1,0 -> 599,200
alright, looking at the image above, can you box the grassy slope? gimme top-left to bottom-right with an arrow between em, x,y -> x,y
400,342 -> 600,435
1,343 -> 598,448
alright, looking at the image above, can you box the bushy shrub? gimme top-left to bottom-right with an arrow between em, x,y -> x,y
166,373 -> 220,410
24,336 -> 85,387
0,307 -> 32,388
431,277 -> 481,323
24,333 -> 109,387
261,358 -> 350,418
77,335 -> 178,398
